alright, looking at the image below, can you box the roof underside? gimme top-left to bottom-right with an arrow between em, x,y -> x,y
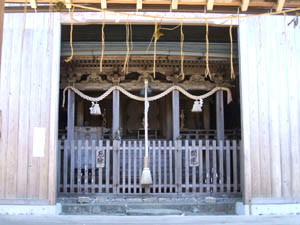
4,0 -> 300,14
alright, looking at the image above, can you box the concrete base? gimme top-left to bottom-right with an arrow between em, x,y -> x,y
236,202 -> 300,215
0,204 -> 61,215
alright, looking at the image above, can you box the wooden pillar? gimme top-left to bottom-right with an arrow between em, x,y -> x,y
0,0 -> 4,70
67,90 -> 75,140
112,90 -> 120,137
172,90 -> 180,142
203,102 -> 210,129
216,91 -> 224,140
76,99 -> 84,126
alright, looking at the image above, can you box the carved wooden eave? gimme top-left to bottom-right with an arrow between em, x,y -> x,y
60,55 -> 237,91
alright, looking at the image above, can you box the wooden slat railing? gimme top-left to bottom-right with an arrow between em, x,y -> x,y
57,139 -> 241,195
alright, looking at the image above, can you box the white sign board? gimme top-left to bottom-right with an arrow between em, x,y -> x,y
33,127 -> 45,158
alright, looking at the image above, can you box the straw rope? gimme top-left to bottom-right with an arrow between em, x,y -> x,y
153,21 -> 159,78
229,17 -> 235,80
62,85 -> 232,107
123,17 -> 130,75
180,21 -> 185,79
204,19 -> 211,79
100,11 -> 106,72
64,6 -> 75,62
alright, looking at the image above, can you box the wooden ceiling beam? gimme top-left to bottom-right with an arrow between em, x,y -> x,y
207,0 -> 214,11
171,0 -> 178,10
276,0 -> 285,11
136,0 -> 142,10
241,0 -> 249,11
101,0 -> 107,9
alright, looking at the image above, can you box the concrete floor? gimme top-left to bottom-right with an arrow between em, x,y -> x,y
1,215 -> 300,225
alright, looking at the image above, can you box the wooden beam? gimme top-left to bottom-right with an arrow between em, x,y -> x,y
275,0 -> 285,11
241,0 -> 250,11
171,0 -> 178,10
0,0 -> 3,71
30,0 -> 37,9
101,0 -> 107,9
172,90 -> 180,142
136,0 -> 142,10
216,91 -> 224,140
207,0 -> 214,11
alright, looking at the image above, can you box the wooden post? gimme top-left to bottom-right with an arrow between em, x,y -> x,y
76,99 -> 84,126
0,0 -> 4,70
216,91 -> 224,140
113,90 -> 120,137
67,90 -> 75,141
172,90 -> 180,142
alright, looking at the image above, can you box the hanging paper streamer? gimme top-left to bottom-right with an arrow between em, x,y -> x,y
90,102 -> 101,115
191,99 -> 203,112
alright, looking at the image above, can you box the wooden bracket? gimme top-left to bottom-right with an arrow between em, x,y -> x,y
30,0 -> 37,9
207,0 -> 214,11
137,0 -> 142,10
275,0 -> 285,11
101,0 -> 107,9
241,0 -> 249,11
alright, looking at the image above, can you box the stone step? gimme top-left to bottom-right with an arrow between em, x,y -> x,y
126,209 -> 184,216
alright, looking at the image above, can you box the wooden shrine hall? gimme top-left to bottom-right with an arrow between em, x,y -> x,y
56,24 -> 241,196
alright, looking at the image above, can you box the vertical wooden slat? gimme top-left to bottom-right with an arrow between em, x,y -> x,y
198,140 -> 203,193
212,140 -> 217,193
48,13 -> 61,204
0,0 -> 4,68
139,141 -> 143,193
91,140 -> 96,194
84,140 -> 89,193
185,140 -> 189,193
152,140 -> 156,193
164,141 -> 167,193
77,140 -> 82,193
219,140 -> 224,192
169,140 -> 173,192
16,14 -> 34,198
226,140 -> 231,193
0,13 -> 13,198
105,140 -> 110,193
70,140 -> 75,193
158,140 -> 162,193
133,141 -> 137,194
192,140 -> 196,193
233,140 -> 238,192
57,141 -> 62,194
98,140 -> 103,193
122,141 -> 126,193
176,140 -> 182,193
63,140 -> 69,193
128,141 -> 132,194
205,140 -> 210,192
112,140 -> 119,194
